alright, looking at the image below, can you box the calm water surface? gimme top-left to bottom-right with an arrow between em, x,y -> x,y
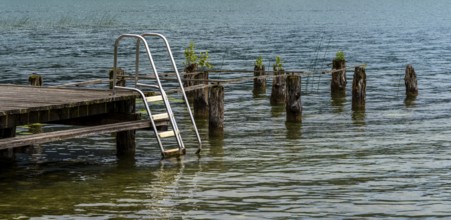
1,0 -> 451,219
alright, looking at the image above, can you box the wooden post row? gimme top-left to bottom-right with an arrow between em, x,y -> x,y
270,70 -> 286,105
286,74 -> 302,122
194,71 -> 209,118
331,59 -> 346,93
404,64 -> 418,97
352,66 -> 366,110
209,84 -> 224,137
253,65 -> 266,94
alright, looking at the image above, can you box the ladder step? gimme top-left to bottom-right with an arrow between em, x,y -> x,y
152,113 -> 169,121
146,95 -> 163,102
159,130 -> 178,138
162,148 -> 186,158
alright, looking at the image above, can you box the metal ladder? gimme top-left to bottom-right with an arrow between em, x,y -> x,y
111,33 -> 202,158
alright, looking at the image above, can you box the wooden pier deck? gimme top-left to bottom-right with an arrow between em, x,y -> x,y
0,84 -> 164,157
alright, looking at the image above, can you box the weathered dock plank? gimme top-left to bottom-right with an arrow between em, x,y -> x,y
0,85 -> 138,128
0,84 -> 158,157
0,120 -> 151,150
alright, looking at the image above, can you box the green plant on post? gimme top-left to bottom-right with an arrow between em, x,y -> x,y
184,41 -> 198,67
335,50 -> 345,61
273,56 -> 284,73
199,51 -> 213,69
255,56 -> 264,69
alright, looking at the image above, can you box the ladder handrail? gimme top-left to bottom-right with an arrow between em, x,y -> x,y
114,85 -> 165,153
112,33 -> 202,155
113,34 -> 184,153
140,33 -> 202,152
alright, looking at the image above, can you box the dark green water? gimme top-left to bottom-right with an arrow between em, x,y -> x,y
1,0 -> 450,218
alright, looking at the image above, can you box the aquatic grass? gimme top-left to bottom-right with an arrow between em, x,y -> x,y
90,14 -> 117,27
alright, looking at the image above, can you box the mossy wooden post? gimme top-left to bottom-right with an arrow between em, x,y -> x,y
28,73 -> 43,86
115,99 -> 136,156
286,74 -> 302,122
352,66 -> 366,110
253,64 -> 266,94
331,59 -> 346,93
109,67 -> 126,89
404,64 -> 418,97
270,72 -> 286,105
184,64 -> 197,102
271,56 -> 286,105
194,71 -> 209,118
209,84 -> 224,137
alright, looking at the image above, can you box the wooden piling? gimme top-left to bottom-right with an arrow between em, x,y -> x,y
184,64 -> 197,102
28,74 -> 44,133
0,124 -> 16,161
404,64 -> 418,97
352,66 -> 366,110
209,84 -> 224,137
253,65 -> 266,95
286,74 -> 302,122
109,67 -> 126,89
270,70 -> 286,105
28,73 -> 43,86
115,99 -> 136,156
331,59 -> 346,93
194,71 -> 209,118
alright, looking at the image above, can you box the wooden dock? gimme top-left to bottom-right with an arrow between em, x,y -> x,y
0,84 -> 166,159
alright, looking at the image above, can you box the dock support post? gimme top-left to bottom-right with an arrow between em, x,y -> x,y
253,65 -> 266,95
286,74 -> 302,122
194,71 -> 209,118
184,64 -> 197,102
270,70 -> 286,105
209,84 -> 224,137
352,66 -> 366,110
404,64 -> 418,97
115,99 -> 136,156
0,128 -> 16,161
331,59 -> 346,93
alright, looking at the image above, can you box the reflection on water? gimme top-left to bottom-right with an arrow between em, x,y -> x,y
352,108 -> 366,126
331,91 -> 346,113
285,121 -> 302,139
404,96 -> 417,108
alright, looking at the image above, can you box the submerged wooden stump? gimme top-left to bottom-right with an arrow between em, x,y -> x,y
209,84 -> 224,137
352,66 -> 366,110
28,73 -> 43,86
253,65 -> 266,94
270,70 -> 286,105
331,59 -> 346,93
286,74 -> 302,122
404,64 -> 418,97
109,67 -> 126,89
194,71 -> 209,118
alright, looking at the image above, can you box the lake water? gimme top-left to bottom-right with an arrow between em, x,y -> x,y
1,0 -> 451,219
